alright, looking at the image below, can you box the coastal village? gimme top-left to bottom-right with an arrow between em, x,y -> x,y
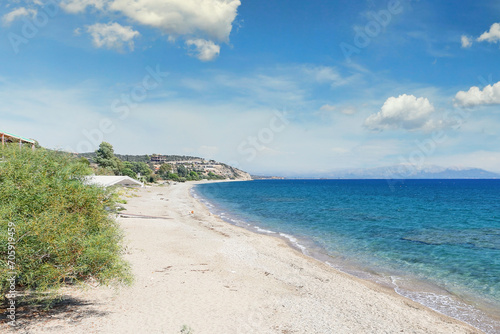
0,130 -> 251,182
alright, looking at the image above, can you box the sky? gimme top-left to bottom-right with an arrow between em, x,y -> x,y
1,0 -> 500,176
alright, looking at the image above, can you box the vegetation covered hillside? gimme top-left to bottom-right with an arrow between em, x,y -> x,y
81,142 -> 251,183
79,152 -> 201,163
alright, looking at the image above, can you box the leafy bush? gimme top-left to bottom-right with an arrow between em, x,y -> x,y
121,167 -> 136,179
123,161 -> 152,179
180,325 -> 194,334
168,173 -> 180,181
206,172 -> 225,180
0,145 -> 131,304
187,171 -> 200,181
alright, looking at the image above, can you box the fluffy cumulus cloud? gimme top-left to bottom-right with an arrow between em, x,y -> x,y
86,22 -> 140,52
2,7 -> 37,26
461,35 -> 472,48
185,39 -> 220,61
461,23 -> 500,49
477,23 -> 500,44
454,81 -> 500,108
364,94 -> 436,131
108,0 -> 240,42
61,0 -> 241,59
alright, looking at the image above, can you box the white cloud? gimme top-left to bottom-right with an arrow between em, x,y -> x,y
301,65 -> 359,87
60,0 -> 241,59
454,81 -> 500,108
185,39 -> 220,61
364,94 -> 436,131
108,0 -> 240,42
86,22 -> 140,52
320,104 -> 336,112
461,35 -> 472,48
477,23 -> 500,44
2,7 -> 37,26
60,0 -> 106,13
60,0 -> 240,41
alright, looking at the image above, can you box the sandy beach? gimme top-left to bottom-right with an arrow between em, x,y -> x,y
8,181 -> 482,334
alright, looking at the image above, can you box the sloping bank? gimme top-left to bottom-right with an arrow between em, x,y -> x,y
0,146 -> 131,329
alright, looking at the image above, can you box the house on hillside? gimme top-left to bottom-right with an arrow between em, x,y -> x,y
1,131 -> 36,150
150,155 -> 167,163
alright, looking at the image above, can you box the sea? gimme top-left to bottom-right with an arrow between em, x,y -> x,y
192,179 -> 500,333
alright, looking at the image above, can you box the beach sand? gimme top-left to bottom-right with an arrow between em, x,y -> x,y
8,181 -> 482,334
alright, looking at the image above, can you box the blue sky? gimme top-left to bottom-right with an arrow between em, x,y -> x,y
1,0 -> 500,175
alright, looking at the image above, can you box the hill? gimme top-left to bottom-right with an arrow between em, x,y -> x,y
78,152 -> 251,181
78,152 -> 201,163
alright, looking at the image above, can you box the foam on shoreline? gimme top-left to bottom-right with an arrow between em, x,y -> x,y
191,183 -> 500,334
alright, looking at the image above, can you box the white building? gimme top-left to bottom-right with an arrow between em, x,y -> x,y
85,176 -> 143,188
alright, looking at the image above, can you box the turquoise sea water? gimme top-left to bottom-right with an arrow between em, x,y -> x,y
193,179 -> 500,333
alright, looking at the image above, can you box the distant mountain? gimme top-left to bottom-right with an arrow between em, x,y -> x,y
251,175 -> 286,180
290,165 -> 500,179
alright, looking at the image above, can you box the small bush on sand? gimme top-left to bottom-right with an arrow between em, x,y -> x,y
180,325 -> 194,334
0,145 -> 131,305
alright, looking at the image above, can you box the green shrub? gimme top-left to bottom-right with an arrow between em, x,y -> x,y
206,172 -> 225,180
0,145 -> 131,304
168,173 -> 180,181
121,167 -> 136,179
180,325 -> 194,334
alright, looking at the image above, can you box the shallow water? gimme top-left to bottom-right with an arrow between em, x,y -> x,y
193,179 -> 500,333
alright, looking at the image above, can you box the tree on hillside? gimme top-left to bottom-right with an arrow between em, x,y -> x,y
158,163 -> 172,178
177,165 -> 188,177
123,161 -> 152,178
95,142 -> 122,175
